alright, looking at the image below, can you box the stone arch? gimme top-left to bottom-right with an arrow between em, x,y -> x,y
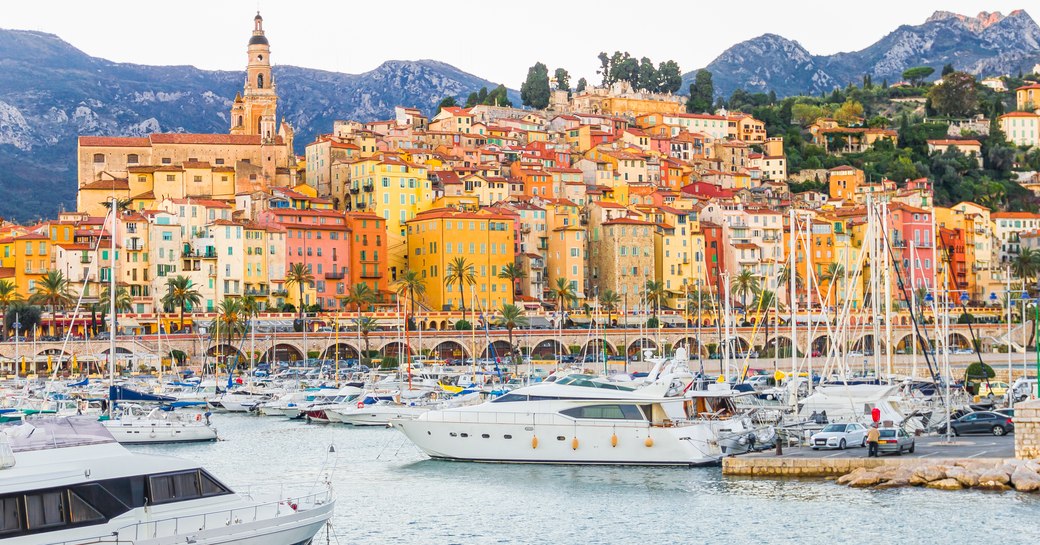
811,334 -> 833,356
626,338 -> 659,358
581,339 -> 617,358
321,343 -> 360,361
100,347 -> 133,355
37,348 -> 71,358
207,344 -> 246,369
531,339 -> 567,359
894,333 -> 924,354
480,340 -> 514,359
850,334 -> 886,355
264,343 -> 303,363
947,331 -> 972,349
432,340 -> 470,361
765,335 -> 794,357
673,337 -> 708,358
379,341 -> 413,359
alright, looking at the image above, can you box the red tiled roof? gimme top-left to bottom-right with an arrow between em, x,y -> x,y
80,179 -> 129,190
79,137 -> 151,147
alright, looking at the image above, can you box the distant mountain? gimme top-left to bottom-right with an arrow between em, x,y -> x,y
686,10 -> 1040,99
0,29 -> 517,222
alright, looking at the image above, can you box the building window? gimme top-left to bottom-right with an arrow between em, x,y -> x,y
92,153 -> 104,163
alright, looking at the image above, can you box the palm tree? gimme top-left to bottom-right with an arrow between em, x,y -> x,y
496,304 -> 529,373
0,280 -> 21,342
598,289 -> 621,315
240,294 -> 261,365
1014,248 -> 1040,293
98,285 -> 133,335
342,283 -> 376,313
730,269 -> 760,317
549,277 -> 577,310
445,257 -> 476,323
753,288 -> 778,311
393,270 -> 427,316
356,316 -> 378,364
497,263 -> 526,305
777,265 -> 804,305
161,275 -> 202,333
820,263 -> 846,306
211,298 -> 247,372
284,263 -> 315,322
643,280 -> 666,319
30,270 -> 71,337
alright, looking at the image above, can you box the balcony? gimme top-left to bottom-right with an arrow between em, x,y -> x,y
325,271 -> 345,280
79,256 -> 91,264
349,186 -> 359,194
363,183 -> 374,192
271,290 -> 289,298
245,288 -> 270,297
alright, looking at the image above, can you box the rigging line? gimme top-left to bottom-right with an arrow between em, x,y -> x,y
52,205 -> 112,381
876,214 -> 943,403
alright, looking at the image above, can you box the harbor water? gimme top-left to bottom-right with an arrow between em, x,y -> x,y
130,414 -> 1040,544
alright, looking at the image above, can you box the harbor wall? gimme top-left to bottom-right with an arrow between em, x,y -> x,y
1015,399 -> 1040,459
721,456 -> 1007,477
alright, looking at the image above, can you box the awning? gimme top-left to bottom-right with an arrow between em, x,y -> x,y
619,316 -> 647,326
527,316 -> 553,329
659,315 -> 686,325
117,317 -> 141,328
569,316 -> 593,325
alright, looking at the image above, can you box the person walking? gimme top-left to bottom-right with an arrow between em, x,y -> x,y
866,424 -> 880,458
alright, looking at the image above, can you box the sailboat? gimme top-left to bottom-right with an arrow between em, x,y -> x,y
98,198 -> 218,443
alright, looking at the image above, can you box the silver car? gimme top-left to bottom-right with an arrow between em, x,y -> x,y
810,422 -> 869,450
876,427 -> 915,455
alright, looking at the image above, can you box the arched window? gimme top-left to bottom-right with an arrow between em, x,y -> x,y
237,116 -> 243,127
93,153 -> 104,163
257,74 -> 264,89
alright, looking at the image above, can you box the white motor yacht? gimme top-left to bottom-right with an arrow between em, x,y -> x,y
0,416 -> 334,545
393,349 -> 767,466
102,405 -> 218,444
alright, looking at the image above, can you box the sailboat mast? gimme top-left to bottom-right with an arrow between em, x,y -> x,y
883,203 -> 893,383
789,208 -> 797,380
108,197 -> 117,411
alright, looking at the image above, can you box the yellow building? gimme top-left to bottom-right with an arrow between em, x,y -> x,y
406,208 -> 516,313
1017,83 -> 1040,112
0,232 -> 54,299
346,154 -> 435,277
827,165 -> 864,201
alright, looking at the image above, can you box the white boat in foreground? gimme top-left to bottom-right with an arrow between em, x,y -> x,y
394,349 -> 768,466
0,416 -> 334,545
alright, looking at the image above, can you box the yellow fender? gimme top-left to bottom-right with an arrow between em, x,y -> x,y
531,436 -> 539,449
571,437 -> 579,450
611,433 -> 618,448
645,436 -> 654,448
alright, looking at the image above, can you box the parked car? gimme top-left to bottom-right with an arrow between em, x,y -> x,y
976,381 -> 1010,400
810,422 -> 869,450
994,408 -> 1014,419
1006,379 -> 1038,403
949,411 -> 1014,436
876,427 -> 915,454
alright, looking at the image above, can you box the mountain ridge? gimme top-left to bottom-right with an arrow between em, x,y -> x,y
0,28 -> 517,221
686,9 -> 1040,98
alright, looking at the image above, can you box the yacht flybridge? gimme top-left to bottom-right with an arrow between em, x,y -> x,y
0,417 -> 334,545
393,349 -> 770,466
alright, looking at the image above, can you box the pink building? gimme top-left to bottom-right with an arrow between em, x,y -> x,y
888,203 -> 935,290
258,208 -> 351,310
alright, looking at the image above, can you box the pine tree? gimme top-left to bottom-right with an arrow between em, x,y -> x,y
576,77 -> 588,93
520,62 -> 550,109
553,68 -> 570,92
685,70 -> 714,113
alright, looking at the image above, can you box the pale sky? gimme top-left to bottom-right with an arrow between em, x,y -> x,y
4,0 -> 1033,88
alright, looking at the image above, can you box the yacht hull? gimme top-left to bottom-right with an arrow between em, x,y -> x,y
332,405 -> 427,426
103,421 -> 218,444
393,418 -> 726,466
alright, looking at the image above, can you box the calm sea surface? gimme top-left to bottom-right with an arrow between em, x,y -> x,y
128,414 -> 1040,545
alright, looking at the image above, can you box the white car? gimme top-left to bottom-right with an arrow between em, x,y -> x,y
810,422 -> 869,450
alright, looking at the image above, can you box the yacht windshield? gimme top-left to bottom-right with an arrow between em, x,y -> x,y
554,375 -> 635,391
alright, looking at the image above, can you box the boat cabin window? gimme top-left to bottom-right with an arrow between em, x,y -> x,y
1,497 -> 21,534
560,404 -> 645,420
67,491 -> 105,524
25,492 -> 64,530
491,393 -> 562,403
148,469 -> 230,505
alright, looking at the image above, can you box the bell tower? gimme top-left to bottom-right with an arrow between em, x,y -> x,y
230,12 -> 278,142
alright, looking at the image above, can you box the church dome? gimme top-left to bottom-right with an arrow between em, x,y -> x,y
249,35 -> 269,46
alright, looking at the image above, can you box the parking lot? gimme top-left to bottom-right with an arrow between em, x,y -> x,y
748,433 -> 1015,461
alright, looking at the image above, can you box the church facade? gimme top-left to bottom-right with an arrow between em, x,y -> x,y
76,13 -> 298,216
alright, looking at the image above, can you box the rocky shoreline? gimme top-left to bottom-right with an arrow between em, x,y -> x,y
835,458 -> 1040,491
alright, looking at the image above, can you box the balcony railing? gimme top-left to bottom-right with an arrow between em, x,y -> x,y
325,271 -> 345,280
